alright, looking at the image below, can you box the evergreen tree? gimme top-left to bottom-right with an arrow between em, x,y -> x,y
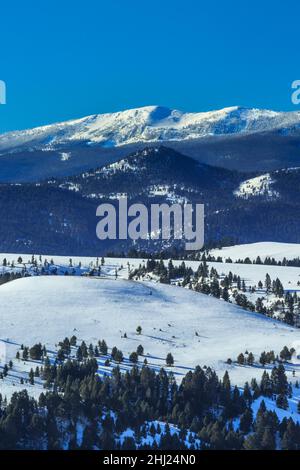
239,408 -> 253,433
237,353 -> 245,365
166,353 -> 174,366
261,427 -> 276,450
276,394 -> 288,410
129,352 -> 138,364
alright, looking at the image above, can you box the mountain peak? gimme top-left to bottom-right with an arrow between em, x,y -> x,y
1,105 -> 300,155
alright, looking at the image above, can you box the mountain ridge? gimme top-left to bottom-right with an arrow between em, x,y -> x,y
2,105 -> 300,154
0,146 -> 299,254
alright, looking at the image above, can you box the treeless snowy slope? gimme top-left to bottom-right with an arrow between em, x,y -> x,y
1,276 -> 300,390
209,242 -> 300,263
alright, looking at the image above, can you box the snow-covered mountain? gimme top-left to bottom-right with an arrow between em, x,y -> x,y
2,105 -> 300,153
1,146 -> 300,255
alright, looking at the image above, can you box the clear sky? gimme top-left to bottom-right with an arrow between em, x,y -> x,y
0,0 -> 299,133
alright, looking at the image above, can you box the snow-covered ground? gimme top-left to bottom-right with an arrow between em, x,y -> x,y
208,242 -> 300,263
1,246 -> 300,292
1,274 -> 300,398
1,245 -> 300,424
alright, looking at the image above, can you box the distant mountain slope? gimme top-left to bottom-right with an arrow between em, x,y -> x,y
0,146 -> 299,255
56,146 -> 241,200
234,167 -> 300,203
1,105 -> 300,182
2,105 -> 300,152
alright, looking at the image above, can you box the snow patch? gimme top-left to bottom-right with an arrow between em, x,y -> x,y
60,152 -> 71,161
234,174 -> 279,199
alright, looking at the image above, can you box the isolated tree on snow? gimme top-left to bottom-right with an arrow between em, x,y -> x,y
166,353 -> 174,366
29,343 -> 43,361
22,347 -> 29,361
29,368 -> 35,385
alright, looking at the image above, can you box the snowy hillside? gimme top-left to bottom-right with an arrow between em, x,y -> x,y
209,242 -> 300,263
1,105 -> 300,153
1,251 -> 300,450
1,272 -> 300,397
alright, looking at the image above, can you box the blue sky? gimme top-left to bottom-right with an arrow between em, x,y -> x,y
0,0 -> 299,132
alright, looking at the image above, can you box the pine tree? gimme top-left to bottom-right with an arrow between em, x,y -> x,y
129,352 -> 138,363
271,364 -> 288,395
29,368 -> 35,385
222,287 -> 229,301
259,351 -> 267,367
265,273 -> 271,292
76,346 -> 83,362
276,394 -> 288,410
237,353 -> 245,365
247,352 -> 254,366
280,346 -> 291,361
260,370 -> 273,397
29,343 -> 43,360
281,420 -> 297,450
22,347 -> 29,361
166,353 -> 174,366
99,340 -> 108,355
261,427 -> 276,450
3,364 -> 8,377
114,349 -> 123,363
239,408 -> 253,433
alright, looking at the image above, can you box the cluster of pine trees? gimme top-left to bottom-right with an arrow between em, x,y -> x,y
219,255 -> 300,268
0,271 -> 22,286
105,247 -> 300,270
0,335 -> 299,450
130,259 -> 300,327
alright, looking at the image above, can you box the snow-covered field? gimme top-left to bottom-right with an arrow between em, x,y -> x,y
1,244 -> 300,423
208,242 -> 300,263
1,249 -> 300,293
1,274 -> 300,395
